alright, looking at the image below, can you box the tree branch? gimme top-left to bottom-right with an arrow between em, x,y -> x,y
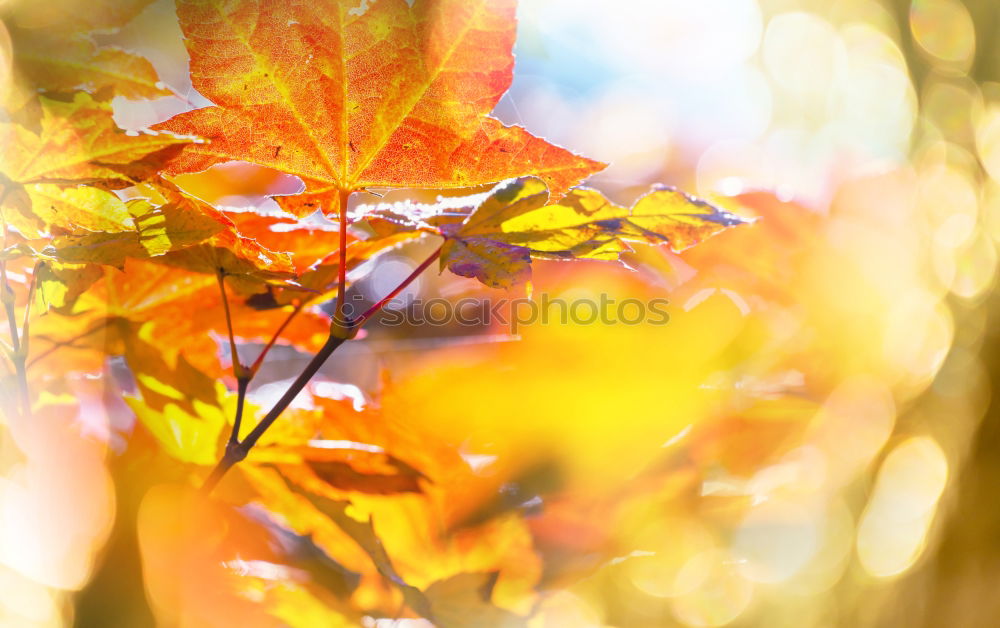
216,269 -> 253,452
15,263 -> 38,418
0,210 -> 30,418
202,331 -> 347,493
200,217 -> 446,493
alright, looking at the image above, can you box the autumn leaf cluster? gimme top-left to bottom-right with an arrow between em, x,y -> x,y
0,0 -> 750,624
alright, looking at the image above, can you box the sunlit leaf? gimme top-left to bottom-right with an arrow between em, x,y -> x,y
13,35 -> 172,101
23,183 -> 134,234
153,0 -> 604,216
35,261 -> 102,313
0,93 -> 191,192
44,195 -> 227,267
362,177 -> 750,288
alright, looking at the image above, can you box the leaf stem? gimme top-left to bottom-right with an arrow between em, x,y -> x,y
333,188 -> 351,319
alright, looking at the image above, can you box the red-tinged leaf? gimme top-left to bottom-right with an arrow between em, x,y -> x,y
153,0 -> 604,217
222,212 -> 345,273
269,231 -> 423,307
28,257 -> 333,380
442,236 -> 531,290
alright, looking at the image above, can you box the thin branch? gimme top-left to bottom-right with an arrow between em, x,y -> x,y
216,269 -> 254,456
0,210 -> 28,418
15,264 -> 38,418
2,277 -> 28,419
202,332 -> 347,493
229,376 -> 249,446
1,214 -> 18,357
2,281 -> 18,355
200,222 -> 447,493
201,245 -> 444,491
21,262 -> 38,354
216,270 -> 245,377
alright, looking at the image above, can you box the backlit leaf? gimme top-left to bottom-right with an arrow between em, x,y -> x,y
45,195 -> 227,267
126,393 -> 228,465
154,0 -> 604,216
35,261 -> 102,313
0,93 -> 191,193
13,35 -> 172,100
444,178 -> 750,287
23,183 -> 134,235
424,572 -> 525,628
360,177 -> 750,288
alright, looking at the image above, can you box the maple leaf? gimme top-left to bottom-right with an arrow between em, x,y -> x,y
44,195 -> 226,266
0,93 -> 192,235
361,177 -> 751,288
0,93 -> 188,187
28,255 -> 334,386
137,484 -> 362,626
260,231 -> 422,308
126,387 -> 230,464
44,184 -> 301,291
34,261 -> 103,313
4,0 -> 172,104
154,0 -> 604,216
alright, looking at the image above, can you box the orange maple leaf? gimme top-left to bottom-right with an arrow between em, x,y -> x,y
154,0 -> 605,216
